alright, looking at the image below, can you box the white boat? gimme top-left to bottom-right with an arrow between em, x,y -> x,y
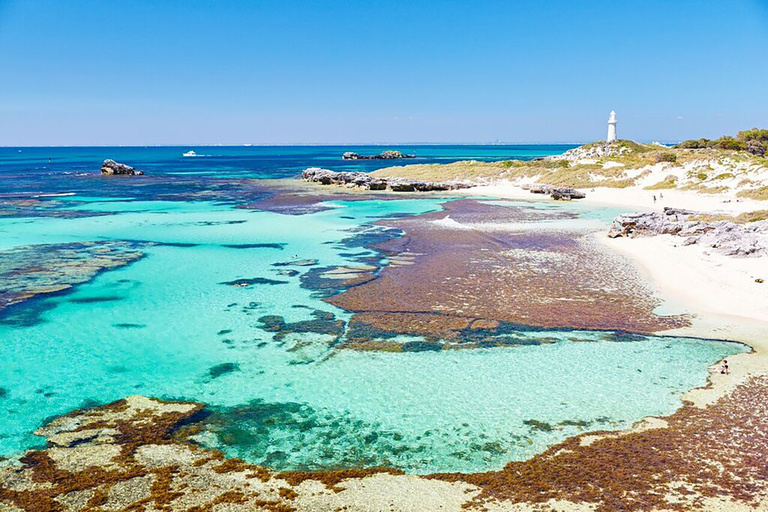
183,150 -> 197,157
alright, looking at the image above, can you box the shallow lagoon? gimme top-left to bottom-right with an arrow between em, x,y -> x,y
0,194 -> 745,473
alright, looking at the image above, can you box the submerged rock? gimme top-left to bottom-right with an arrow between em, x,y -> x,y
0,241 -> 144,319
341,150 -> 415,160
608,206 -> 768,256
301,168 -> 473,193
101,159 -> 144,176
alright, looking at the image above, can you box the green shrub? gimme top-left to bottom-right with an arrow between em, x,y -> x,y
676,138 -> 711,149
677,128 -> 767,155
715,136 -> 746,151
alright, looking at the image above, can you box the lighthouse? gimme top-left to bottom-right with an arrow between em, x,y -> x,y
606,110 -> 617,142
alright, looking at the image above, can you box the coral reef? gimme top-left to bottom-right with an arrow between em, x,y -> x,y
0,241 -> 144,317
328,200 -> 687,346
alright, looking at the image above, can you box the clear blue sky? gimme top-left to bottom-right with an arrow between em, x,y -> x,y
1,0 -> 766,145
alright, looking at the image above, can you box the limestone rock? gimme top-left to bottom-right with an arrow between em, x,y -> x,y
608,207 -> 768,257
301,168 -> 473,193
341,150 -> 415,160
522,183 -> 586,200
101,159 -> 144,176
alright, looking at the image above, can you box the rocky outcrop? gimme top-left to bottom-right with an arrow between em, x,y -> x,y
301,168 -> 473,192
608,207 -> 768,256
522,183 -> 586,200
342,150 -> 415,160
548,141 -> 638,162
101,159 -> 144,176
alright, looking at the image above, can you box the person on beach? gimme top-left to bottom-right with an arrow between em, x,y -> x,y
653,194 -> 657,203
659,192 -> 663,200
720,360 -> 729,375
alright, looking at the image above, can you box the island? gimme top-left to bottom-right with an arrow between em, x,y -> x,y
342,150 -> 415,160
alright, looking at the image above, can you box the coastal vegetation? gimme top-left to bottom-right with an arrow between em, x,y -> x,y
690,209 -> 768,224
373,134 -> 768,198
677,128 -> 768,156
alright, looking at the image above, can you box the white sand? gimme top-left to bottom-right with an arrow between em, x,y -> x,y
463,180 -> 767,214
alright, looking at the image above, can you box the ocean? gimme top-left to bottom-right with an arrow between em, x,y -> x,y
0,145 -> 744,473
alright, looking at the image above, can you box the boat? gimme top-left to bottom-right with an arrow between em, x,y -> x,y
182,150 -> 197,157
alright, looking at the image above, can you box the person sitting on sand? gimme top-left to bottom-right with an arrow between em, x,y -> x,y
720,360 -> 729,375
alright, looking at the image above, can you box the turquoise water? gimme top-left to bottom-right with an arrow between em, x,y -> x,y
0,194 -> 745,473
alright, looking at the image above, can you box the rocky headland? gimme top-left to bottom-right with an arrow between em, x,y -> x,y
608,207 -> 768,257
301,168 -> 473,192
341,150 -> 414,160
100,160 -> 143,176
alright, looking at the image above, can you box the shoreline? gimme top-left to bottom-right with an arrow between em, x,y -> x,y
454,180 -> 768,406
597,233 -> 768,408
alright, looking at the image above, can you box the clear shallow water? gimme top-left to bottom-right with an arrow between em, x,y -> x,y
0,146 -> 747,474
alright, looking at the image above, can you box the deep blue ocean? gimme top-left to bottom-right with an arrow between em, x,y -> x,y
0,144 -> 576,181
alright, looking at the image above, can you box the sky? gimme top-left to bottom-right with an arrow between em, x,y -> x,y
0,0 -> 767,145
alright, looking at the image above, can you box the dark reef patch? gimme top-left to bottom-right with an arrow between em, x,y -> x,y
112,323 -> 146,329
221,243 -> 287,250
149,241 -> 199,248
257,310 -> 345,345
0,298 -> 58,327
188,220 -> 248,226
272,259 -> 318,267
208,362 -> 241,379
524,419 -> 554,432
219,277 -> 288,287
69,295 -> 124,304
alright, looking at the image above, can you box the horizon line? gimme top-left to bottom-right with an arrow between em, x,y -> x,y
1,140 -> 680,148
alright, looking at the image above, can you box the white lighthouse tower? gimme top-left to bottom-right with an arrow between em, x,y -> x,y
606,110 -> 617,142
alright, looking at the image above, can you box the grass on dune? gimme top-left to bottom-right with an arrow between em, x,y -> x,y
691,210 -> 768,223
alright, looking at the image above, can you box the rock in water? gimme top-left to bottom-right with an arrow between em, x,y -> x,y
301,168 -> 472,192
101,159 -> 144,176
341,150 -> 415,160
